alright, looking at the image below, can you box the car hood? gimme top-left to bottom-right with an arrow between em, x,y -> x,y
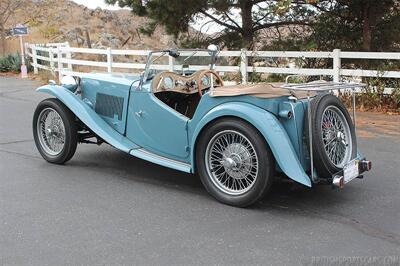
79,73 -> 141,86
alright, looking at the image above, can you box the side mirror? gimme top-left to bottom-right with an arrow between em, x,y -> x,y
60,75 -> 78,92
168,50 -> 180,58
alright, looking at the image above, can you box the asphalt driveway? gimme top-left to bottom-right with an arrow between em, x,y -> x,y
0,76 -> 399,265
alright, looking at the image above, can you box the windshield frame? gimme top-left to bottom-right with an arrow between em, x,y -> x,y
140,49 -> 219,88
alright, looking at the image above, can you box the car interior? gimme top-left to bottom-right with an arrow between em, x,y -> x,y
151,70 -> 224,119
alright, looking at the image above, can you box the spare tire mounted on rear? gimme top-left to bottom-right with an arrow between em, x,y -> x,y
309,93 -> 357,178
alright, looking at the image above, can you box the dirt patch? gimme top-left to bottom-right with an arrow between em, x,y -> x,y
356,129 -> 376,138
356,112 -> 400,138
0,72 -> 20,77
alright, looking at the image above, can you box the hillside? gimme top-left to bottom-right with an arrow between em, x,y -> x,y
5,0 -> 179,53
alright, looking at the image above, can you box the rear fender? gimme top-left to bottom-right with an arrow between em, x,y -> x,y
37,85 -> 139,153
190,102 -> 311,187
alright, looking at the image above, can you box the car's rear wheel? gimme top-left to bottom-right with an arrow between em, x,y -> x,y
33,98 -> 78,164
196,118 -> 274,207
310,94 -> 357,178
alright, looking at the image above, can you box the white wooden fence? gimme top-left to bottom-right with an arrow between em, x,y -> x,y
25,42 -> 400,85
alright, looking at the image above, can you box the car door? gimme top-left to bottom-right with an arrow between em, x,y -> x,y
126,90 -> 190,162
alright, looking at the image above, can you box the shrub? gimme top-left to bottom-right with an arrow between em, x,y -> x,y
0,54 -> 21,72
0,54 -> 32,73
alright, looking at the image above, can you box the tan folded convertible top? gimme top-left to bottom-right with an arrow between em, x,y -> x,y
209,83 -> 312,99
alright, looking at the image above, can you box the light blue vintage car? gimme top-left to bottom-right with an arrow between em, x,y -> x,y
33,46 -> 371,206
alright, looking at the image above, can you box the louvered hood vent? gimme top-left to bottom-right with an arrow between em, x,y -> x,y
95,93 -> 124,120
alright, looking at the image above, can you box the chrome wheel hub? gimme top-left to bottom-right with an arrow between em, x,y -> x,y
205,130 -> 258,195
221,157 -> 237,170
37,108 -> 66,156
221,143 -> 253,179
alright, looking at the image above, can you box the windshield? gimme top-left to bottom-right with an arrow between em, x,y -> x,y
142,49 -> 219,82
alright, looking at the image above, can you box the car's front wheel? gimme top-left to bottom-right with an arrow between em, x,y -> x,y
33,98 -> 78,164
196,118 -> 274,207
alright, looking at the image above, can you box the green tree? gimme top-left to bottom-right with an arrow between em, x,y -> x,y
268,0 -> 400,52
105,0 -> 317,49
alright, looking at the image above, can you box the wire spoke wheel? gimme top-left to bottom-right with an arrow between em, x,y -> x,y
309,94 -> 357,178
37,107 -> 66,156
321,106 -> 352,168
205,130 -> 259,196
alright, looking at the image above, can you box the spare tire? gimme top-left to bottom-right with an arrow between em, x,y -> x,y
308,93 -> 357,178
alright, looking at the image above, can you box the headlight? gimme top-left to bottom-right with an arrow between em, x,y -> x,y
60,75 -> 78,92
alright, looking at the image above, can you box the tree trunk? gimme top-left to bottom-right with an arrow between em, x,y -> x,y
242,31 -> 254,50
361,2 -> 372,52
240,1 -> 254,49
0,22 -> 6,56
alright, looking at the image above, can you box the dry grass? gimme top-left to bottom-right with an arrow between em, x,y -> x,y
27,70 -> 56,85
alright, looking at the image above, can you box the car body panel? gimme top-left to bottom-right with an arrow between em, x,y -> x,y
37,85 -> 140,153
188,95 -> 312,187
278,101 -> 309,170
79,74 -> 140,134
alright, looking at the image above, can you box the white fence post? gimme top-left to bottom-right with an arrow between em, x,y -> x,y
49,48 -> 55,77
169,56 -> 174,72
333,49 -> 341,82
240,48 -> 248,84
24,43 -> 29,59
32,44 -> 38,74
57,47 -> 62,82
65,42 -> 73,71
107,47 -> 113,73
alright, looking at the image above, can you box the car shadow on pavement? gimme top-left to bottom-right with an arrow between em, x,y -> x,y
68,145 -> 352,213
68,145 -> 204,192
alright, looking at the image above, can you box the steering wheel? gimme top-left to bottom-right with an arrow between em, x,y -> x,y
197,70 -> 224,96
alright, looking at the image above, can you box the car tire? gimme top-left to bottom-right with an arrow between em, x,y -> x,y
196,118 -> 274,207
309,93 -> 357,178
33,98 -> 78,164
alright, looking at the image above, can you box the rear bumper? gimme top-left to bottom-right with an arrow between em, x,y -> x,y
332,159 -> 372,188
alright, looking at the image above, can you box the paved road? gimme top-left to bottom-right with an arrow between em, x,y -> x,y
1,76 -> 399,265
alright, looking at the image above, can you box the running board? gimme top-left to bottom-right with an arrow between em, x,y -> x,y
129,148 -> 192,173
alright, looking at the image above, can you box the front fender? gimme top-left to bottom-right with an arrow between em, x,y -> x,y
37,85 -> 139,153
190,102 -> 311,187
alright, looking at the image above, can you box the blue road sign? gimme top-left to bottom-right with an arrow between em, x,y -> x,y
12,26 -> 28,36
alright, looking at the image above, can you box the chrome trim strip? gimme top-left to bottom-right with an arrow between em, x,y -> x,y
130,148 -> 192,173
281,82 -> 366,91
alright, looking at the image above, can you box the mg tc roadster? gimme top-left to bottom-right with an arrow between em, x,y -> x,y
33,46 -> 372,207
